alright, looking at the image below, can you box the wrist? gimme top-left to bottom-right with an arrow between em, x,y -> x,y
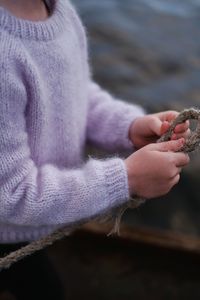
124,159 -> 133,196
128,117 -> 143,150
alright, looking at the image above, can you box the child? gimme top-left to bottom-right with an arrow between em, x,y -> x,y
0,0 -> 190,299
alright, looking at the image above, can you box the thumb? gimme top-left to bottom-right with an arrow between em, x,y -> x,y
160,121 -> 170,135
150,118 -> 162,136
148,138 -> 185,152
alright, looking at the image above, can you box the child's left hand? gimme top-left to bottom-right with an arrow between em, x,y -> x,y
129,111 -> 190,149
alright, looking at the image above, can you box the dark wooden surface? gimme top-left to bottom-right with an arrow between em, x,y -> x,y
47,223 -> 200,300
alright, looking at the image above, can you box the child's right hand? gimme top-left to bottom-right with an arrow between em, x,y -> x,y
125,138 -> 190,199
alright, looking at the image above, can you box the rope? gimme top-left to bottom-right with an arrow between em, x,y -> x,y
0,107 -> 200,271
108,108 -> 200,236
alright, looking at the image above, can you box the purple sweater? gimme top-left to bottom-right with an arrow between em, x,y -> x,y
0,0 -> 144,243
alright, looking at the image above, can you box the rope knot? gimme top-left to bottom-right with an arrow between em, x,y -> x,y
109,107 -> 200,236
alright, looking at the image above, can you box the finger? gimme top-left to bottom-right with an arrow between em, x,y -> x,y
170,174 -> 181,186
160,121 -> 170,135
174,120 -> 190,134
149,138 -> 185,152
173,152 -> 190,167
175,167 -> 182,175
149,118 -> 162,136
168,167 -> 182,179
164,111 -> 179,122
171,129 -> 191,140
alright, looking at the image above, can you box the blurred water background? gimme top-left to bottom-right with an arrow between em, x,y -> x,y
72,0 -> 200,237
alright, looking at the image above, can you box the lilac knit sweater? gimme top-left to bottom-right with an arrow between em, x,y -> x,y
0,0 -> 144,243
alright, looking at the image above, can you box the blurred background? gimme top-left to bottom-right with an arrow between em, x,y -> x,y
72,0 -> 200,238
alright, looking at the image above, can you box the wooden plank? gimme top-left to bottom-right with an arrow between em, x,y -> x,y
82,222 -> 200,254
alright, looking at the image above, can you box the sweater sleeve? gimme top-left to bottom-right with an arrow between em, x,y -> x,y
0,60 -> 129,227
68,1 -> 145,152
86,81 -> 145,152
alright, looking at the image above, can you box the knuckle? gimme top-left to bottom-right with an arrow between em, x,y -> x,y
183,154 -> 190,164
186,154 -> 190,163
168,111 -> 178,118
163,143 -> 169,151
187,128 -> 191,134
182,129 -> 190,138
174,174 -> 180,184
168,169 -> 176,179
170,174 -> 180,187
168,155 -> 175,166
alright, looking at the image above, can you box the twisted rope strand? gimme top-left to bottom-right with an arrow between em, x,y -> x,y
0,108 -> 200,271
108,108 -> 200,236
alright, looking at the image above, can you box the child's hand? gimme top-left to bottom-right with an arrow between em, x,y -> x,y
129,111 -> 190,149
125,138 -> 190,199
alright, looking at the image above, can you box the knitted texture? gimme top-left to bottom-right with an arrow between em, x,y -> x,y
0,0 -> 144,243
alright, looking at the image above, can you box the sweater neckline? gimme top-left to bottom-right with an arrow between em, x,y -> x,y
0,0 -> 68,41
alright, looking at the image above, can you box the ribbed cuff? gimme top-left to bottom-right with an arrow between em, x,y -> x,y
95,157 -> 130,209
